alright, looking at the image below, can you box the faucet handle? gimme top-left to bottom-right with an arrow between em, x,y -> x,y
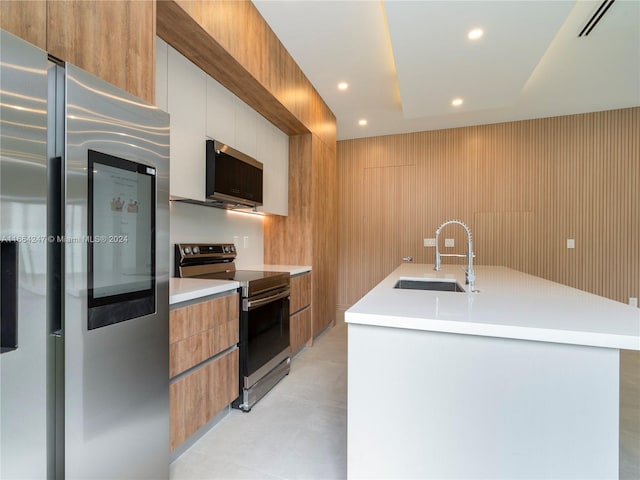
402,256 -> 413,262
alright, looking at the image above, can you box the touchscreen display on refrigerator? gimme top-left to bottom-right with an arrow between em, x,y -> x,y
87,149 -> 156,329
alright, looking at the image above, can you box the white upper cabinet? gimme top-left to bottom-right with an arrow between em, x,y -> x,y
167,45 -> 206,201
234,101 -> 258,159
206,76 -> 236,148
161,41 -> 288,214
257,117 -> 289,216
155,38 -> 169,112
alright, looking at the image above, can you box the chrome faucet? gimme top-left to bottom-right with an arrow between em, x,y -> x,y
434,220 -> 475,290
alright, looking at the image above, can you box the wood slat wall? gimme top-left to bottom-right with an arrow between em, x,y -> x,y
337,107 -> 640,308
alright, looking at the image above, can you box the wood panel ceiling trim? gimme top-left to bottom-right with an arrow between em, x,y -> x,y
157,0 -> 336,146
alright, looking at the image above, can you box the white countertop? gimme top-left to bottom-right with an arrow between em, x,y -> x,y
169,265 -> 310,304
169,278 -> 239,305
345,264 -> 640,351
242,264 -> 312,276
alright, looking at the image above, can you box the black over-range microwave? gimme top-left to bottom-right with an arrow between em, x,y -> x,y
205,139 -> 263,208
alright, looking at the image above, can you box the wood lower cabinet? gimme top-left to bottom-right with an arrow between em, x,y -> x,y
170,348 -> 238,451
169,292 -> 240,451
290,272 -> 312,354
290,308 -> 312,354
169,293 -> 238,378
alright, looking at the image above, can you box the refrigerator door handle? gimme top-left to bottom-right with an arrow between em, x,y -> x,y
0,241 -> 19,353
47,155 -> 64,336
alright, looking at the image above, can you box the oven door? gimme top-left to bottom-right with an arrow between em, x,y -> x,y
241,286 -> 290,388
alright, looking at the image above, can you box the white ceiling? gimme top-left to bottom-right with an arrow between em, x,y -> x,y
253,0 -> 640,141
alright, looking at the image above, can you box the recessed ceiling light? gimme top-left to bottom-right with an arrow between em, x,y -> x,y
451,98 -> 463,107
468,28 -> 483,40
358,119 -> 368,126
338,82 -> 349,91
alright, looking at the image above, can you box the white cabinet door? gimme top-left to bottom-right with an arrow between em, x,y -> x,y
167,45 -> 206,201
206,76 -> 236,147
164,45 -> 288,214
155,37 -> 168,112
234,101 -> 258,159
256,117 -> 289,216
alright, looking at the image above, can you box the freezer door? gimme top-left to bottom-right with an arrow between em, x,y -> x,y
0,30 -> 51,479
64,64 -> 170,479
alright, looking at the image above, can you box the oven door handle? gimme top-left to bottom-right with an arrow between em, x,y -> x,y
245,289 -> 290,310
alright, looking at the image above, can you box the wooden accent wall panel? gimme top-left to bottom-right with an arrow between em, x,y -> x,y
311,135 -> 338,336
290,272 -> 311,314
290,308 -> 312,354
264,135 -> 313,265
169,293 -> 239,378
363,165 -> 417,289
169,348 -> 238,451
156,0 -> 336,146
0,0 -> 46,49
46,0 -> 156,103
337,107 -> 640,309
265,134 -> 338,338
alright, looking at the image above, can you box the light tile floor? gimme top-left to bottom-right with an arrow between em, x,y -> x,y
171,317 -> 348,480
171,313 -> 638,479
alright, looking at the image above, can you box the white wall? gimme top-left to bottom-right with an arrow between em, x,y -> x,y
169,201 -> 264,275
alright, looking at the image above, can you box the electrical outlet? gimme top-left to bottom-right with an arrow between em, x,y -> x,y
566,239 -> 575,249
445,238 -> 454,248
233,236 -> 239,248
630,297 -> 638,308
424,238 -> 436,247
243,236 -> 249,249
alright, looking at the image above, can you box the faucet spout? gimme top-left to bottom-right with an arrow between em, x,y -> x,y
433,220 -> 475,291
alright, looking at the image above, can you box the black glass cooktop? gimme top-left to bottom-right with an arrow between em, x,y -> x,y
194,270 -> 287,285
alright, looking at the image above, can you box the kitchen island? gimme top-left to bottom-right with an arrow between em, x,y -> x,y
345,264 -> 640,479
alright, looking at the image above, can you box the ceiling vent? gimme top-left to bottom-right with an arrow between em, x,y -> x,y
578,0 -> 615,37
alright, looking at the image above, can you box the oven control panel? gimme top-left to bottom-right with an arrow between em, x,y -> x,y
177,243 -> 236,257
174,243 -> 238,278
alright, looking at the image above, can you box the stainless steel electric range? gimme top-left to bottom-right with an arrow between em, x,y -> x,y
175,243 -> 290,412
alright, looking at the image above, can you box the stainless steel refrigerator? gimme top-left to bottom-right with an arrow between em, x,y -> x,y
0,29 -> 170,479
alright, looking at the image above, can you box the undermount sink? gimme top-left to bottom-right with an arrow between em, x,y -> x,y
394,279 -> 465,292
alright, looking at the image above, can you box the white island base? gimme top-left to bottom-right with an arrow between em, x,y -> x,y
348,323 -> 618,479
346,264 -> 639,479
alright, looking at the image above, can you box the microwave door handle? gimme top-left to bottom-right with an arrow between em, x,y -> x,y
245,290 -> 290,311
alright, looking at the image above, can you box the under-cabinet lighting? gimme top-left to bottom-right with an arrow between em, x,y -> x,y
358,119 -> 368,126
338,82 -> 349,91
451,98 -> 463,107
227,208 -> 265,219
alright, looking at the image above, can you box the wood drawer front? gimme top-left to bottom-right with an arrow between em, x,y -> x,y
290,272 -> 311,314
290,307 -> 312,354
170,348 -> 239,451
170,293 -> 239,378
